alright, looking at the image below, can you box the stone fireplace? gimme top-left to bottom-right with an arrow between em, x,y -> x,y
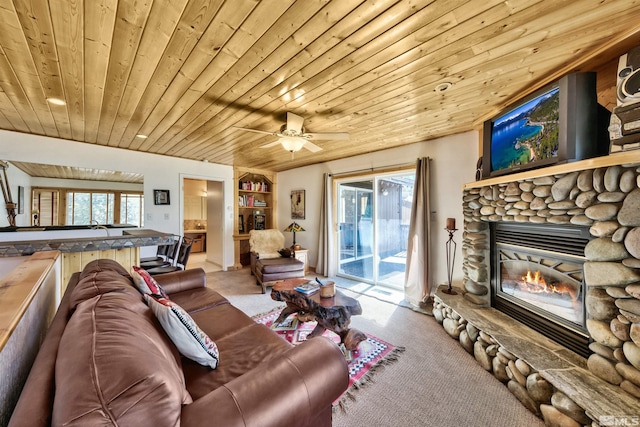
433,152 -> 640,425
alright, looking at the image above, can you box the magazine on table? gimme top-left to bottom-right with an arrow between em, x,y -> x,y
294,281 -> 320,295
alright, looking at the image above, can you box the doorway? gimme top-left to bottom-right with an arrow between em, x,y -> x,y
336,172 -> 415,289
183,178 -> 223,272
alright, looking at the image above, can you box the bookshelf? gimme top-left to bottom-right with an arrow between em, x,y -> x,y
233,167 -> 277,268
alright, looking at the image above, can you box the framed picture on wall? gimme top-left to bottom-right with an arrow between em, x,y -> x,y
291,189 -> 305,220
154,189 -> 171,205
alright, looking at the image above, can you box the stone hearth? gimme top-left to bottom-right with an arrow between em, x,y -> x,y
434,153 -> 640,425
434,287 -> 639,424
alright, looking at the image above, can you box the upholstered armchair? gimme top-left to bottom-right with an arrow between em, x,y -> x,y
249,229 -> 305,293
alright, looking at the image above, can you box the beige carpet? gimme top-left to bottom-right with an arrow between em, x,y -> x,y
203,268 -> 544,427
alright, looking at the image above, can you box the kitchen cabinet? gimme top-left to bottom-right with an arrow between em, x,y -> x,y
185,232 -> 206,253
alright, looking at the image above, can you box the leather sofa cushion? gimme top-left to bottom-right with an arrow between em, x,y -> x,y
79,258 -> 130,279
70,270 -> 141,311
182,322 -> 292,400
257,257 -> 304,273
53,291 -> 191,426
170,287 -> 230,314
189,302 -> 258,342
154,268 -> 206,294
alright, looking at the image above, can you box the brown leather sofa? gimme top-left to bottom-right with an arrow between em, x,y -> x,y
9,259 -> 348,427
249,229 -> 305,293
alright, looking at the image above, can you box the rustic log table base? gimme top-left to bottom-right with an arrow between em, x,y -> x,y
270,278 -> 366,351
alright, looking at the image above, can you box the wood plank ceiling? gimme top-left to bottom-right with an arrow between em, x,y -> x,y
1,0 -> 640,173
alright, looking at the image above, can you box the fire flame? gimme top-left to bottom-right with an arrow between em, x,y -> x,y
520,270 -> 577,301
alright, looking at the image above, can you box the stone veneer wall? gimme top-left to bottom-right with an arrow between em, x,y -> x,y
432,300 -> 593,425
433,162 -> 640,423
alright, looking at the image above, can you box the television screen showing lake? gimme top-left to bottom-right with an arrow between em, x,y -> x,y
490,87 -> 560,173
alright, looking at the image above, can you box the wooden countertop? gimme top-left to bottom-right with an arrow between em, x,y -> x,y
0,251 -> 59,351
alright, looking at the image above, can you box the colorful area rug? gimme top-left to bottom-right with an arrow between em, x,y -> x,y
253,308 -> 405,410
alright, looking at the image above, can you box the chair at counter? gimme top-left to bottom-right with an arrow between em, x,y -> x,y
140,238 -> 181,270
146,238 -> 193,275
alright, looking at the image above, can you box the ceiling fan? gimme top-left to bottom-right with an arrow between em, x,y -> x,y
233,112 -> 349,157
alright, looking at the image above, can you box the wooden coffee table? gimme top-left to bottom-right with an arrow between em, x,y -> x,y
270,278 -> 366,351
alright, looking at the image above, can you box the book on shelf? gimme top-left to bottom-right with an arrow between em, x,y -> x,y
294,282 -> 320,295
240,181 -> 269,192
239,194 -> 266,207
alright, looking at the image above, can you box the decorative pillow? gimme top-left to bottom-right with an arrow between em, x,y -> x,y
145,294 -> 219,369
131,265 -> 169,298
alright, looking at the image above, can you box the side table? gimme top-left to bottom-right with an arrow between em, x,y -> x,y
293,248 -> 308,275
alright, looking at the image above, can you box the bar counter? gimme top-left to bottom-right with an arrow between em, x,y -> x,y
0,228 -> 174,257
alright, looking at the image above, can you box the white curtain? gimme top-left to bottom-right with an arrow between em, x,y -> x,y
315,173 -> 335,277
404,157 -> 432,307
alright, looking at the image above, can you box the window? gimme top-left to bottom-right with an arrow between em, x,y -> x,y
121,193 -> 144,226
33,187 -> 144,226
66,192 -> 115,225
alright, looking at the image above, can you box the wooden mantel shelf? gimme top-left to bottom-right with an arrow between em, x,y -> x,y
464,150 -> 640,190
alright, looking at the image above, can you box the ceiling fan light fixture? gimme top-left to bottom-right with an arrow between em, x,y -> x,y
280,136 -> 306,152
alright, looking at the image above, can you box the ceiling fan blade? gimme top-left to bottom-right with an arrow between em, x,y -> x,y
304,132 -> 350,141
259,140 -> 283,148
233,126 -> 279,137
303,141 -> 323,153
286,112 -> 304,133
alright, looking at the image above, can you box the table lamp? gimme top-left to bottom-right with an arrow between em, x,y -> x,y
284,222 -> 305,250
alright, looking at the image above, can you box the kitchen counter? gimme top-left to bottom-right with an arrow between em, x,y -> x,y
0,229 -> 174,257
0,224 -> 137,232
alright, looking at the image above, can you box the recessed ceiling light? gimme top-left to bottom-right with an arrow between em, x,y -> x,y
46,97 -> 66,106
135,134 -> 148,139
434,82 -> 453,92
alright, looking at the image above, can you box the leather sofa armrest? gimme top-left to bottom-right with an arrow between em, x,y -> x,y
180,337 -> 349,427
153,268 -> 206,295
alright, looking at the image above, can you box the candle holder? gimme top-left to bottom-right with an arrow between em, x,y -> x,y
443,226 -> 458,295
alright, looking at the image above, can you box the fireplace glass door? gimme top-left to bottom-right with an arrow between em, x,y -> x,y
491,222 -> 590,357
497,248 -> 584,327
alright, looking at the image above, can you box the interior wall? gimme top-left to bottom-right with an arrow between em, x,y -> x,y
277,131 -> 479,291
0,130 -> 236,269
206,180 -> 224,267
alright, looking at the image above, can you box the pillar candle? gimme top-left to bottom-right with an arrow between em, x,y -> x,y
446,217 -> 456,230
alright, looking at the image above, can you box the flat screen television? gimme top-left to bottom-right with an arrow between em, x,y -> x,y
481,72 -> 610,179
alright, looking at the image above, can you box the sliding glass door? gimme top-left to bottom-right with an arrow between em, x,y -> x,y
337,172 -> 414,289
